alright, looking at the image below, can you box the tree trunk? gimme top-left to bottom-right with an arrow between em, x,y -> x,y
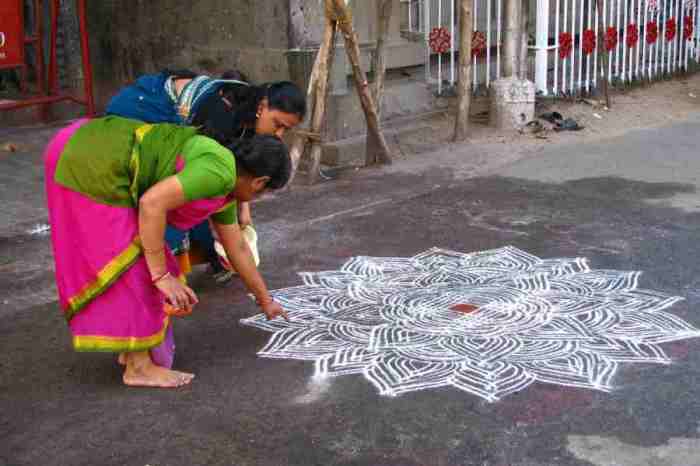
453,0 -> 474,141
518,0 -> 530,79
373,0 -> 393,119
503,0 -> 521,77
306,19 -> 338,184
328,0 -> 392,166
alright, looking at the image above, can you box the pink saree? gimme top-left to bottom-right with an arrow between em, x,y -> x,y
45,119 -> 234,368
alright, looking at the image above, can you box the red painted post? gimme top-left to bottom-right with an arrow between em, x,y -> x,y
77,0 -> 95,116
34,0 -> 49,120
48,0 -> 59,95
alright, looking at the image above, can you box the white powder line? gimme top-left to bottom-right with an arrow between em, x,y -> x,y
242,246 -> 700,401
27,223 -> 51,236
298,198 -> 395,227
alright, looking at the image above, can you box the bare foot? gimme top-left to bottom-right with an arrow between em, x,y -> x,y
122,351 -> 194,388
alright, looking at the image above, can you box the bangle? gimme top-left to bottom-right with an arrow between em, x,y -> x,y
143,246 -> 165,255
151,271 -> 171,284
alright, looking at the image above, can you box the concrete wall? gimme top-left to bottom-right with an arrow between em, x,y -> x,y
85,0 -> 291,109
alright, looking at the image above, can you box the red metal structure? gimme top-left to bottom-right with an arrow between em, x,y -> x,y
0,0 -> 94,117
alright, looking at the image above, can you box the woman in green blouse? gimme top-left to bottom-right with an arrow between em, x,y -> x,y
45,115 -> 289,388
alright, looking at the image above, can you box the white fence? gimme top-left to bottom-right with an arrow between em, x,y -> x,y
535,0 -> 700,95
403,0 -> 699,96
403,0 -> 504,94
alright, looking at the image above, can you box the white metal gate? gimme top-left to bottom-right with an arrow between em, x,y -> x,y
534,0 -> 700,95
407,0 -> 504,94
406,0 -> 699,96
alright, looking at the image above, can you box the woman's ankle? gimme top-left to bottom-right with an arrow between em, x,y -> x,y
125,351 -> 152,370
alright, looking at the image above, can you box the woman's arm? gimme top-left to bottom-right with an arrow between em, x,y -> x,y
238,201 -> 252,228
212,221 -> 288,321
139,176 -> 198,312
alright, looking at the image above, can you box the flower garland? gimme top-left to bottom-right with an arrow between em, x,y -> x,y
646,21 -> 659,44
583,29 -> 597,55
684,15 -> 694,40
472,31 -> 487,57
559,31 -> 573,58
627,24 -> 640,48
666,17 -> 677,41
605,26 -> 618,51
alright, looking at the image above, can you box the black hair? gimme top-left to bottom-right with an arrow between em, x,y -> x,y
232,81 -> 307,131
267,81 -> 307,118
196,97 -> 237,145
190,68 -> 250,136
194,80 -> 306,145
218,69 -> 251,109
227,135 -> 292,190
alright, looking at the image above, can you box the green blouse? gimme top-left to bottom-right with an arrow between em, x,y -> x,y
54,116 -> 238,225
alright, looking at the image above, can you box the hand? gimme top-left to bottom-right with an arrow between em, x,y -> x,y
154,274 -> 199,316
260,299 -> 289,321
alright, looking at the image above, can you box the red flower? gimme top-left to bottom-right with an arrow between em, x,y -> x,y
472,31 -> 487,58
429,27 -> 451,54
666,18 -> 677,41
582,29 -> 597,55
559,31 -> 573,58
605,26 -> 618,51
646,21 -> 659,44
684,15 -> 694,41
626,24 -> 639,48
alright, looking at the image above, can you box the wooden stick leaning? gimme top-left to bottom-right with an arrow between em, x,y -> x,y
286,21 -> 328,187
307,18 -> 338,184
329,0 -> 392,166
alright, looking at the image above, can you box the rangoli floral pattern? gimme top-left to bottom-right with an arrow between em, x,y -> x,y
241,247 -> 700,402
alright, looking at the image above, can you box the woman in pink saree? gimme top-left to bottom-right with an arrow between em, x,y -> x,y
45,116 -> 289,388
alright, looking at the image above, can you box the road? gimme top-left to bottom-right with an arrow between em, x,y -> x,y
2,114 -> 700,466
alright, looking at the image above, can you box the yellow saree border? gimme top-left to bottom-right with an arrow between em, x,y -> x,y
65,236 -> 143,321
128,124 -> 154,205
73,315 -> 170,353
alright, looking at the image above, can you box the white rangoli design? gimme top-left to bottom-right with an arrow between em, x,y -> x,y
241,247 -> 700,402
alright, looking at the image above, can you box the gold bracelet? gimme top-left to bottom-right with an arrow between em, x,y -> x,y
142,246 -> 165,254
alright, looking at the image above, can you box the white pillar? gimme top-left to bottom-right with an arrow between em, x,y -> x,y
535,0 -> 550,94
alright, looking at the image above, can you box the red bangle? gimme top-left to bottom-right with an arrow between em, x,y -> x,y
151,271 -> 170,284
256,296 -> 274,306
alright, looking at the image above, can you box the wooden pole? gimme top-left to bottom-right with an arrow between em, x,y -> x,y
373,0 -> 394,119
453,0 -> 474,141
328,0 -> 393,166
286,17 -> 336,187
307,19 -> 338,184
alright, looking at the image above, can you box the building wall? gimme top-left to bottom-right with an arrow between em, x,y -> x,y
85,0 -> 291,108
55,1 -> 436,141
